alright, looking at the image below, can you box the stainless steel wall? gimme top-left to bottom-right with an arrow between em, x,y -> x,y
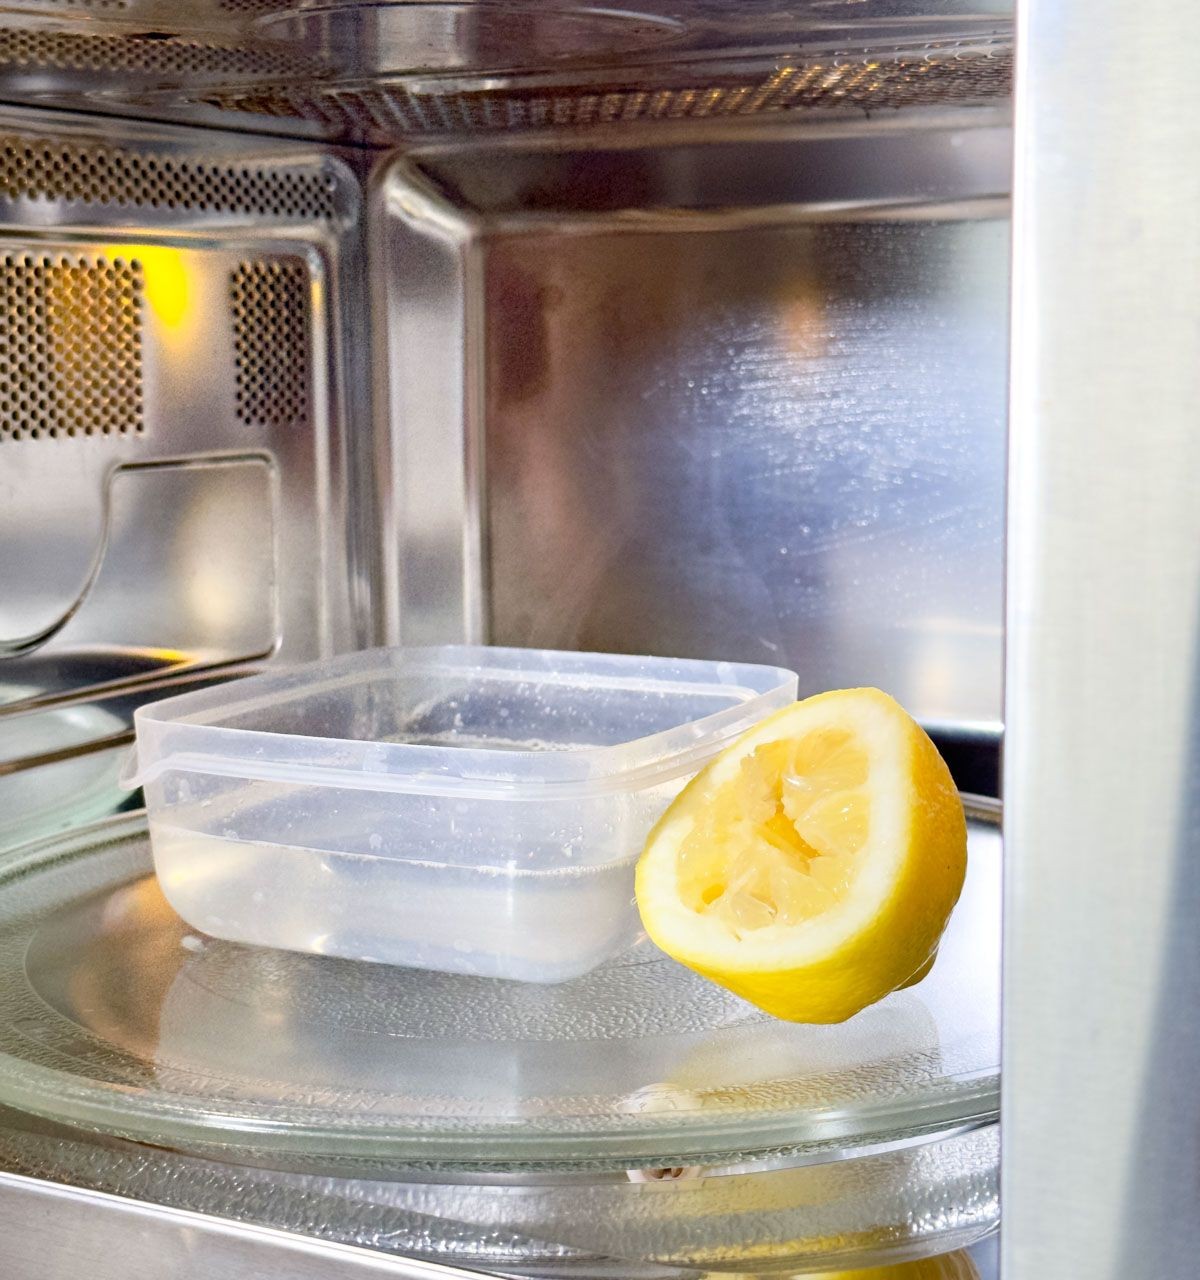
0,107 -> 368,828
363,124 -> 1002,737
486,215 -> 1007,723
0,109 -> 368,687
379,123 -> 1011,726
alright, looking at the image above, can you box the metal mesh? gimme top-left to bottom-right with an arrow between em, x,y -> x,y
24,0 -> 293,8
203,40 -> 1012,137
0,27 -> 309,77
0,134 -> 338,220
230,258 -> 310,429
28,1 -> 129,9
0,252 -> 143,442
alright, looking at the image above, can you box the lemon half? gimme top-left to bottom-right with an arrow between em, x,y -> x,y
635,688 -> 967,1023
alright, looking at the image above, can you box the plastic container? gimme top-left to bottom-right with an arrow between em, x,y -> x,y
124,646 -> 797,982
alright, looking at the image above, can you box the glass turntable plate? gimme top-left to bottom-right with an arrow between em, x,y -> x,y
0,807 -> 999,1168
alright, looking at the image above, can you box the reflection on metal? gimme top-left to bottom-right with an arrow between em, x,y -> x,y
0,105 -> 368,784
2,458 -> 278,667
0,660 -> 264,846
1004,0 -> 1200,1275
0,1169 -> 496,1280
0,2 -> 1012,144
0,650 -> 256,719
205,39 -> 1013,145
378,122 -> 1010,723
0,110 -> 366,662
0,728 -> 132,779
131,244 -> 192,335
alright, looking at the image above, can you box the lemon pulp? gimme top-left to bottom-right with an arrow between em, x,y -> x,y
635,688 -> 967,1024
676,729 -> 871,935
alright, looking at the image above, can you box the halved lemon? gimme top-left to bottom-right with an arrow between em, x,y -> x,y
635,688 -> 967,1024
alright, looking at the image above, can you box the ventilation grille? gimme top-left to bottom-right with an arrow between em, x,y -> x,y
0,253 -> 143,443
203,40 -> 1012,137
231,259 -> 310,429
0,135 -> 338,221
0,27 -> 310,77
31,1 -> 129,9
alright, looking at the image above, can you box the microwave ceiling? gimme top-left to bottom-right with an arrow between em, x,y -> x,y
0,1 -> 1013,143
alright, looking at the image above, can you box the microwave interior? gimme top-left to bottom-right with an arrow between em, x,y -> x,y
0,1 -> 1012,1276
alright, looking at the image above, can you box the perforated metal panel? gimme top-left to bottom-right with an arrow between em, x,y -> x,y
204,39 -> 1013,139
0,252 -> 143,442
218,0 -> 294,10
33,0 -> 128,9
0,134 -> 339,220
0,105 -> 367,724
0,28 -> 310,77
0,5 -> 1012,144
231,258 -> 310,430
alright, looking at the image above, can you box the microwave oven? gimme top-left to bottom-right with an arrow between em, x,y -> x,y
0,2 -> 1193,1277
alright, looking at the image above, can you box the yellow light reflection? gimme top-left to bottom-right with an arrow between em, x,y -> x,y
138,647 -> 191,665
111,244 -> 194,334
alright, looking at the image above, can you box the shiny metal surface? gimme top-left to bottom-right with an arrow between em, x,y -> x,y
0,8 -> 1019,1274
379,121 -> 1009,724
374,150 -> 484,647
0,2 -> 1012,145
0,1169 -> 494,1280
5,458 -> 277,660
0,662 -> 267,847
0,107 -> 370,770
1003,0 -> 1200,1275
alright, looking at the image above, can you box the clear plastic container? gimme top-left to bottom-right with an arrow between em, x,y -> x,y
124,646 -> 797,982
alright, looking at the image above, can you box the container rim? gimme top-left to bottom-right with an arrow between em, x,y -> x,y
121,646 -> 799,799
